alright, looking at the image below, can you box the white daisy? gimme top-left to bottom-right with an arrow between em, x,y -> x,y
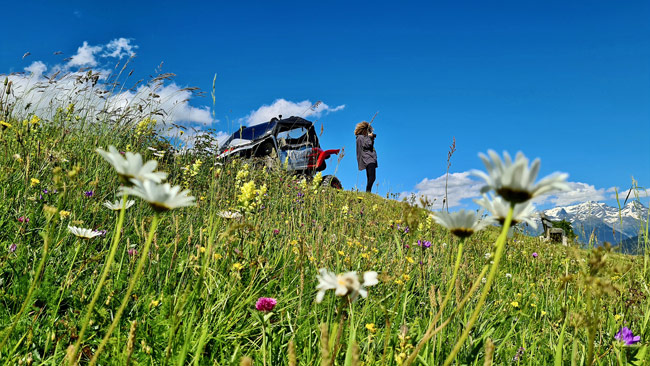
474,194 -> 538,229
472,150 -> 569,204
119,179 -> 195,212
96,145 -> 167,185
103,198 -> 136,211
432,210 -> 494,238
217,210 -> 243,219
315,268 -> 379,303
68,225 -> 103,239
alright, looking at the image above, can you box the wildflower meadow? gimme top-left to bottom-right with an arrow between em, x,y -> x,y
0,71 -> 649,366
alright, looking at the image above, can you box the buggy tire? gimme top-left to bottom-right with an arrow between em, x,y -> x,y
255,140 -> 277,158
322,175 -> 342,190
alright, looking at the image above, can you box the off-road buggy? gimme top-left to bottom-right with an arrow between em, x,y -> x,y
217,116 -> 342,188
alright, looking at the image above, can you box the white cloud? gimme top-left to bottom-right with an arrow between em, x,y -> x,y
103,38 -> 138,59
24,61 -> 46,76
2,40 -> 215,135
243,98 -> 345,125
68,41 -> 103,67
532,182 -> 609,206
401,172 -> 484,209
608,186 -> 650,200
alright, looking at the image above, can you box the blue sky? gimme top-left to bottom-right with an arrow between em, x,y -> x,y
2,0 -> 649,210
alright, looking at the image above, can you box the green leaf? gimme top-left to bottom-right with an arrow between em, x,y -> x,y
554,316 -> 568,366
630,345 -> 648,366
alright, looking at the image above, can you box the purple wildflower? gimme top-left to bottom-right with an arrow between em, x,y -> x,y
273,229 -> 280,235
532,252 -> 538,258
42,189 -> 49,194
9,243 -> 17,253
417,240 -> 431,248
255,297 -> 277,312
18,216 -> 29,223
615,327 -> 641,345
84,190 -> 94,197
128,248 -> 137,257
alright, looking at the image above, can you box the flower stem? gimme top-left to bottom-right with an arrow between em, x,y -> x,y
443,205 -> 514,366
69,195 -> 128,365
262,320 -> 267,366
329,299 -> 348,366
404,238 -> 466,366
89,213 -> 160,366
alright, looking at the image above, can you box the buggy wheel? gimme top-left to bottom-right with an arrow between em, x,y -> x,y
322,175 -> 342,189
255,140 -> 277,158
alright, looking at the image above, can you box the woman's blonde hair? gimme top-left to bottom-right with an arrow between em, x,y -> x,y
354,121 -> 372,136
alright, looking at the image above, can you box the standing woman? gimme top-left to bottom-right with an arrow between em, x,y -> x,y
355,121 -> 378,193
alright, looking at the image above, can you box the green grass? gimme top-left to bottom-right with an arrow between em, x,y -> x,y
0,82 -> 649,365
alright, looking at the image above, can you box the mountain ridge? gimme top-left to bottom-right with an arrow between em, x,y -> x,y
537,200 -> 648,253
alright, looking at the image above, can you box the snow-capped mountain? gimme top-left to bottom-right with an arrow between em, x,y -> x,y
539,201 -> 648,249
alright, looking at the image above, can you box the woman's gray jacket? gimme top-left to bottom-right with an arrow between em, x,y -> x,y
356,135 -> 378,171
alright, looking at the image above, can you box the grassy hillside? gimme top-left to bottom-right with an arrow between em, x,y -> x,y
1,83 -> 649,365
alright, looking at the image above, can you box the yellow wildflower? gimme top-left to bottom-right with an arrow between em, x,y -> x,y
232,263 -> 244,271
402,274 -> 410,281
150,300 -> 160,307
59,210 -> 71,218
213,253 -> 223,261
365,323 -> 377,333
311,172 -> 323,190
30,178 -> 40,187
199,246 -> 206,253
406,256 -> 415,264
541,311 -> 547,317
238,180 -> 257,211
0,121 -> 11,128
530,303 -> 536,308
394,279 -> 404,285
510,301 -> 519,308
337,250 -> 345,256
29,115 -> 41,125
614,314 -> 622,321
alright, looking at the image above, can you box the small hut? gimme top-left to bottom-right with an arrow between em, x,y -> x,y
540,213 -> 567,245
